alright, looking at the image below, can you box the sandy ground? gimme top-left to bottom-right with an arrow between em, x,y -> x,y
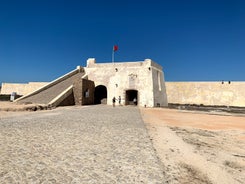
0,102 -> 38,119
141,108 -> 245,184
0,101 -> 52,113
0,101 -> 35,109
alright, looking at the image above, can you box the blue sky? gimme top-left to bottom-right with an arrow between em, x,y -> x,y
0,0 -> 244,84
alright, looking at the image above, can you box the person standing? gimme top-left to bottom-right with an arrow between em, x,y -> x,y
133,97 -> 137,106
118,96 -> 121,106
112,97 -> 116,107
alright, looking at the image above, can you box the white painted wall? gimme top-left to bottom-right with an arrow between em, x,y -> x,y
84,58 -> 168,107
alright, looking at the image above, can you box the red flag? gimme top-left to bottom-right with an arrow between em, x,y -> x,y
113,45 -> 118,52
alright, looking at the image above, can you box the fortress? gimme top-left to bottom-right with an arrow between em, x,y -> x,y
1,58 -> 245,108
1,58 -> 168,107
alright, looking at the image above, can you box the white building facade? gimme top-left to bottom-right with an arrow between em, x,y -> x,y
84,58 -> 168,107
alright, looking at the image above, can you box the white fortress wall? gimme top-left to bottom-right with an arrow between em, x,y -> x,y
150,60 -> 168,107
165,82 -> 245,107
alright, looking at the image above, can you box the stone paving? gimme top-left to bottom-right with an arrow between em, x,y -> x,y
0,105 -> 165,183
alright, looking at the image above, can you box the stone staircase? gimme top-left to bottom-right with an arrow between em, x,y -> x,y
16,67 -> 85,106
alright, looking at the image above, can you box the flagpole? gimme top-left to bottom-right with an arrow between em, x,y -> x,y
112,46 -> 114,63
112,45 -> 118,63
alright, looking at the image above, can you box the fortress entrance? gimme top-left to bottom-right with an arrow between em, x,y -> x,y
125,90 -> 138,105
94,85 -> 107,104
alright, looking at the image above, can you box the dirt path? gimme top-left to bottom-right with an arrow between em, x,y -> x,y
141,108 -> 245,184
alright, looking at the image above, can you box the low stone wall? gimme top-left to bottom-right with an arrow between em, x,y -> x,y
1,82 -> 49,96
165,82 -> 245,107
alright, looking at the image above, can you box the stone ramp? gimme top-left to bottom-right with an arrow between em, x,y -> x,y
0,106 -> 165,183
16,67 -> 85,106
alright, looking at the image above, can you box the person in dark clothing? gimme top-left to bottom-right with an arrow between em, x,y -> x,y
112,97 -> 116,107
118,96 -> 121,105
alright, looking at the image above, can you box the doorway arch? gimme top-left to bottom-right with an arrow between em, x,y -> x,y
94,85 -> 107,104
125,90 -> 138,105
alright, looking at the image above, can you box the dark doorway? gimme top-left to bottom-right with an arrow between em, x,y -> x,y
125,90 -> 138,105
94,85 -> 107,104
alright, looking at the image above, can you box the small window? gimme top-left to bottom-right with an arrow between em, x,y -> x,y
84,89 -> 89,98
157,71 -> 162,91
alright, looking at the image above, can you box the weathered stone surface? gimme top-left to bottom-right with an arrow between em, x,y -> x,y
16,69 -> 85,105
73,78 -> 95,105
166,82 -> 245,107
0,82 -> 49,96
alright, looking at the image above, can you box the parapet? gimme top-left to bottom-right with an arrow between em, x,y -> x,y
144,59 -> 162,70
87,58 -> 96,67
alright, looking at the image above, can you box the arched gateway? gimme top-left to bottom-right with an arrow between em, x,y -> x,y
125,90 -> 138,105
94,85 -> 107,104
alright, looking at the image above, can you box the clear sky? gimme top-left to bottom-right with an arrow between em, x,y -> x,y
0,0 -> 244,84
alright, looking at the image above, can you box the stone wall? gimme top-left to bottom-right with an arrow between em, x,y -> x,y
58,92 -> 75,106
165,82 -> 245,107
1,82 -> 49,96
151,61 -> 168,107
73,78 -> 95,105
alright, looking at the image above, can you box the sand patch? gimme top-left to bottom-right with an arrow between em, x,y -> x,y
141,108 -> 245,184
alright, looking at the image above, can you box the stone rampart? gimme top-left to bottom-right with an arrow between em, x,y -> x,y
166,82 -> 245,107
16,68 -> 85,105
0,82 -> 49,96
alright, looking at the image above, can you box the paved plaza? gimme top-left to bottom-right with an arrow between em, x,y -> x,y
0,106 -> 165,183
